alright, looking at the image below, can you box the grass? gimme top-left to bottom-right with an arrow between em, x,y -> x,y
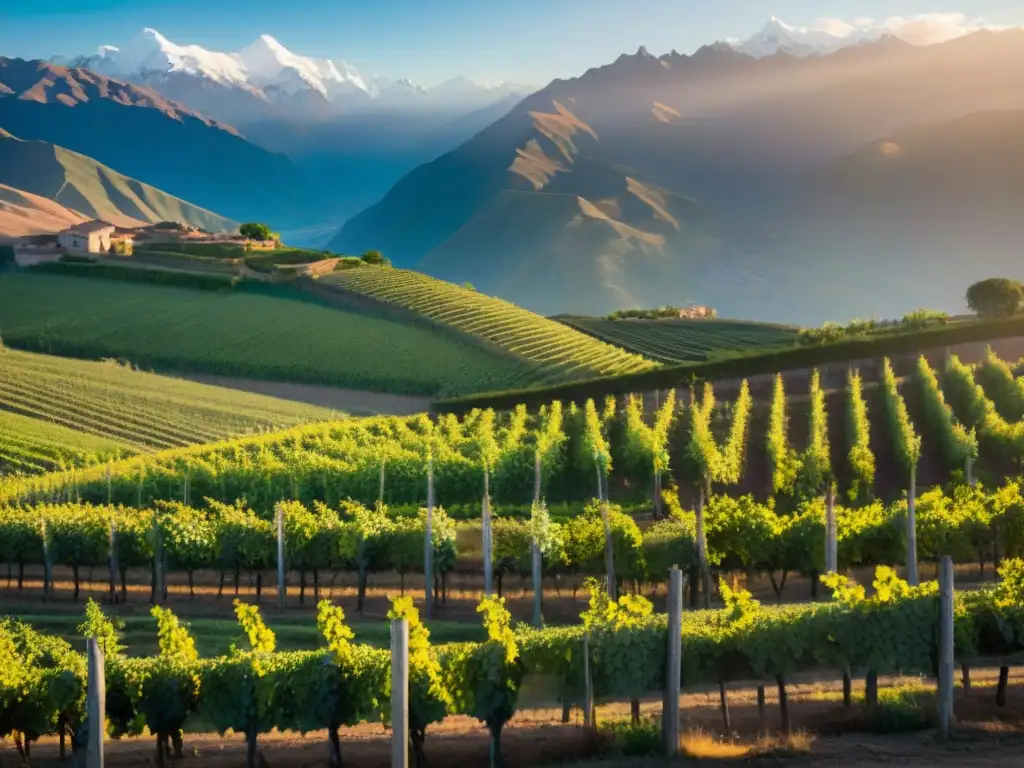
556,315 -> 801,364
0,348 -> 338,456
13,611 -> 486,658
323,267 -> 655,383
0,272 -> 540,397
0,408 -> 130,473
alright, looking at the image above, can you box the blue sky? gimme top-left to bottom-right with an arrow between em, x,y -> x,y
1,1 -> 1021,86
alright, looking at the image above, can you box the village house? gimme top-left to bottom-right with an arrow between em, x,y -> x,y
57,220 -> 116,254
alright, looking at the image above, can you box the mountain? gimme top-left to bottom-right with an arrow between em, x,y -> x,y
0,184 -> 90,242
61,29 -> 534,124
0,129 -> 235,235
0,57 -> 315,228
329,30 -> 1024,322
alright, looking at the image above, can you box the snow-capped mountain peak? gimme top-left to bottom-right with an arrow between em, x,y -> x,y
733,16 -> 851,58
233,34 -> 369,97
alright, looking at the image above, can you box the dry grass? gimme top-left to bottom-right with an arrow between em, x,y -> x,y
681,728 -> 814,760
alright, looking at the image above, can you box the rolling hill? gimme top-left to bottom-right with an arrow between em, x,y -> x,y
321,266 -> 654,381
0,348 -> 337,455
0,270 -> 543,397
330,30 -> 1024,323
0,129 -> 235,236
0,58 -> 316,228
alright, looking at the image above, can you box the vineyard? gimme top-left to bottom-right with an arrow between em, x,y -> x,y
0,272 -> 539,397
2,560 -> 1022,766
556,315 -> 800,363
0,349 -> 336,455
1,480 -> 1023,605
3,349 -> 1022,513
0,411 -> 127,475
322,267 -> 655,382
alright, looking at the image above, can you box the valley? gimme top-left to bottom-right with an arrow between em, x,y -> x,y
3,11 -> 1024,768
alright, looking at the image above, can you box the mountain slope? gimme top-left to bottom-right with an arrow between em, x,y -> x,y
330,30 -> 1024,321
0,58 -> 315,228
0,130 -> 235,233
0,183 -> 91,241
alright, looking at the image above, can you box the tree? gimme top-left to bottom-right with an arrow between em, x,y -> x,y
966,278 -> 1024,318
239,222 -> 273,242
360,250 -> 389,266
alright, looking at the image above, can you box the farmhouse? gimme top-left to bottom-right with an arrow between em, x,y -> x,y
57,220 -> 115,254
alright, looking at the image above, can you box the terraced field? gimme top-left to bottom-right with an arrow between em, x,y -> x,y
323,267 -> 655,382
0,348 -> 339,453
556,315 -> 801,363
0,409 -> 130,474
0,273 -> 539,397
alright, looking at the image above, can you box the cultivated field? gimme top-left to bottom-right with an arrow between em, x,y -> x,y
323,267 -> 655,382
0,348 -> 337,456
0,272 -> 539,397
0,409 -> 128,473
556,315 -> 801,363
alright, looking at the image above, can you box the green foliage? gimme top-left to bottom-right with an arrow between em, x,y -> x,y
234,600 -> 276,653
966,277 -> 1024,319
943,355 -> 1024,465
78,598 -> 125,656
360,250 -> 389,266
388,596 -> 450,745
977,346 -> 1024,421
239,222 -> 273,241
846,369 -> 876,502
798,370 -> 831,494
880,358 -> 921,480
916,356 -> 978,468
766,374 -> 801,495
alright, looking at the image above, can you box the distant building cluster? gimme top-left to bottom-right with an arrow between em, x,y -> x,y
677,305 -> 716,319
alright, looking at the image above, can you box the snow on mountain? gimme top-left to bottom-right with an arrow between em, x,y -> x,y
58,29 -> 534,114
234,34 -> 369,98
732,16 -> 876,58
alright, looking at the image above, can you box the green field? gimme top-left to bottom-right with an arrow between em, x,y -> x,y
0,348 -> 338,454
556,315 -> 801,363
0,272 -> 539,397
0,409 -> 129,474
323,267 -> 655,382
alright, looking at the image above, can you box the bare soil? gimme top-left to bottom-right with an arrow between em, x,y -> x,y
11,670 -> 1023,767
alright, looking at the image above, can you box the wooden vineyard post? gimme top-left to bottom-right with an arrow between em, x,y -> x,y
938,555 -> 954,738
663,566 -> 683,756
600,498 -> 616,602
151,512 -> 163,605
42,519 -> 53,603
425,460 -> 434,620
391,619 -> 409,768
906,466 -> 919,586
756,685 -> 766,733
108,517 -> 119,605
582,632 -> 594,728
696,481 -> 711,608
825,483 -> 838,573
379,457 -> 386,504
532,451 -> 543,628
87,638 -> 105,768
482,468 -> 493,599
777,676 -> 790,736
276,504 -> 286,613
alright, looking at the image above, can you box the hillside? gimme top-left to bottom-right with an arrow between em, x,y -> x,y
0,270 -> 543,397
0,348 -> 339,455
0,408 -> 130,474
321,266 -> 654,381
0,183 -> 90,241
556,315 -> 801,363
330,31 -> 1024,322
0,58 -> 316,228
0,130 -> 235,235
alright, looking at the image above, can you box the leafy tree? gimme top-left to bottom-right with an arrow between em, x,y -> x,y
360,250 -> 389,266
239,223 -> 273,242
966,278 -> 1024,318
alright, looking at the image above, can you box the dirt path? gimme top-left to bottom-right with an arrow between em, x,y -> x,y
12,671 -> 1023,767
